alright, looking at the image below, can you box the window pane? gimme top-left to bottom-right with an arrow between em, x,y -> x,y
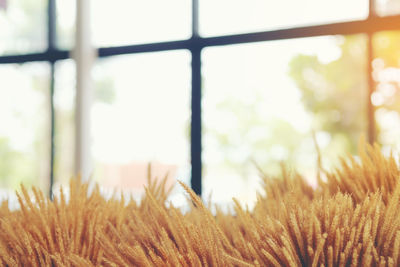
91,51 -> 191,204
57,0 -> 75,49
0,63 -> 50,193
203,35 -> 368,207
91,0 -> 191,47
54,60 -> 76,188
200,0 -> 368,37
373,31 -> 400,152
375,0 -> 400,16
0,0 -> 47,55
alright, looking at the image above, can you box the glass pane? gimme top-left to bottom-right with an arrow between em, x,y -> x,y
373,31 -> 400,152
57,0 -> 75,49
91,51 -> 191,204
0,0 -> 47,55
200,0 -> 368,37
91,0 -> 191,47
54,60 -> 76,188
375,0 -> 400,16
0,63 -> 50,194
203,35 -> 368,208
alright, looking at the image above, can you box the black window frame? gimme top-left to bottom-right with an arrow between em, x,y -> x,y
0,0 -> 399,197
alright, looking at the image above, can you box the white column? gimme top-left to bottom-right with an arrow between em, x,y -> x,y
73,0 -> 96,180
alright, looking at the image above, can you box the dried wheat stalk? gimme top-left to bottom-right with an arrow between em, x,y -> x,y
0,142 -> 399,266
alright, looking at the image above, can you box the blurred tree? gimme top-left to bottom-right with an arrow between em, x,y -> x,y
288,0 -> 400,154
207,31 -> 400,180
0,0 -> 46,54
372,32 -> 400,112
0,0 -> 48,190
288,35 -> 367,154
94,77 -> 116,104
206,91 -> 305,177
0,138 -> 34,188
372,31 -> 400,149
289,30 -> 400,154
207,3 -> 400,182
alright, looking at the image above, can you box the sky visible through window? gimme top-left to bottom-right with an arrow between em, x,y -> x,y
200,0 -> 368,36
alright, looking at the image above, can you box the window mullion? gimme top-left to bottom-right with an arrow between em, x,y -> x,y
48,0 -> 57,198
191,47 -> 202,196
369,0 -> 375,18
191,0 -> 202,195
367,33 -> 376,144
366,0 -> 376,144
48,0 -> 56,51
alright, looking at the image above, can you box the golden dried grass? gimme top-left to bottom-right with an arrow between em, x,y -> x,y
0,142 -> 400,266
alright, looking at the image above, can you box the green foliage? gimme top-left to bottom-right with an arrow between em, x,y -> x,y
94,77 -> 116,104
289,35 -> 368,153
0,138 -> 34,188
209,32 -> 400,179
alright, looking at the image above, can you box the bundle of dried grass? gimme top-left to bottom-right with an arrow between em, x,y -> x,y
0,142 -> 400,266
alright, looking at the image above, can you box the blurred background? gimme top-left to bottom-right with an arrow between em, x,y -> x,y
1,0 -> 400,208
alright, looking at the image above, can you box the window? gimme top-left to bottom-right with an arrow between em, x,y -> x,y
91,0 -> 191,47
53,59 -> 75,187
1,0 -> 400,206
56,0 -> 75,49
203,35 -> 367,206
200,0 -> 368,36
91,51 -> 191,200
375,0 -> 400,16
0,0 -> 47,55
0,63 -> 50,192
373,31 -> 400,153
